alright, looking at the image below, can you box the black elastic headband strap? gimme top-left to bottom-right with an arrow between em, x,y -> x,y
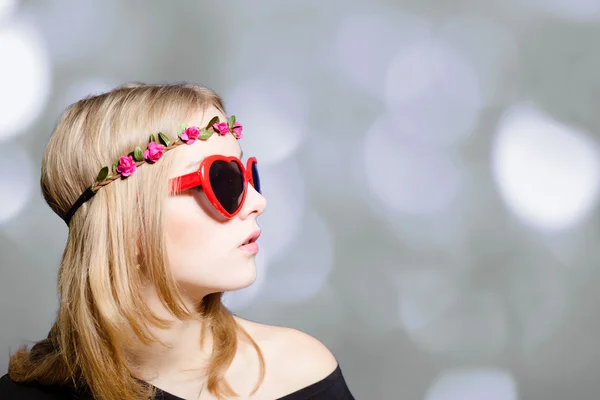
63,186 -> 97,225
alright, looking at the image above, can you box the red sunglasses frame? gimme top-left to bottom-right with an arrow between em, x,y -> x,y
169,155 -> 259,218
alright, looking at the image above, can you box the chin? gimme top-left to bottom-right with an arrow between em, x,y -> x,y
219,263 -> 258,292
180,263 -> 258,297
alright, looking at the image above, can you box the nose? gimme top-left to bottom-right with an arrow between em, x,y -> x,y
238,183 -> 266,220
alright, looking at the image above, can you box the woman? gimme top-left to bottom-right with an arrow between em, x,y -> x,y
0,83 -> 354,399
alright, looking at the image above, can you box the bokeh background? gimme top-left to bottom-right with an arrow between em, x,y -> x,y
2,0 -> 600,399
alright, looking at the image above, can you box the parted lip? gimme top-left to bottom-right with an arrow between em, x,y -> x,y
240,230 -> 261,246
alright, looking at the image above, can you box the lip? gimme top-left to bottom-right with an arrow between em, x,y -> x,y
240,229 -> 261,248
239,242 -> 259,254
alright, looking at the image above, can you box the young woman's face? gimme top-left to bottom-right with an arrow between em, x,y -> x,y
163,107 -> 266,299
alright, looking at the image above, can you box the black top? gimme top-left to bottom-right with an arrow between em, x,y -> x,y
0,365 -> 354,399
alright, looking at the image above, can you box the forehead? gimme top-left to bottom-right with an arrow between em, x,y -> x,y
169,107 -> 242,176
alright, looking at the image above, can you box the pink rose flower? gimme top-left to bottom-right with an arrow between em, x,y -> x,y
181,126 -> 201,144
143,142 -> 164,162
116,155 -> 137,177
213,122 -> 230,136
231,122 -> 243,139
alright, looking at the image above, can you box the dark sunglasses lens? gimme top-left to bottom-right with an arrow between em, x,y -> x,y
251,161 -> 261,194
209,160 -> 244,214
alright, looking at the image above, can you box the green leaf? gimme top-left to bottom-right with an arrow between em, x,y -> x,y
112,160 -> 119,174
96,166 -> 109,183
158,132 -> 170,147
177,123 -> 189,136
133,146 -> 144,162
150,134 -> 157,143
228,115 -> 236,129
199,129 -> 213,140
206,116 -> 220,129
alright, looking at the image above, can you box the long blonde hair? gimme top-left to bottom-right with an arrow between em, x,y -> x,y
7,83 -> 265,399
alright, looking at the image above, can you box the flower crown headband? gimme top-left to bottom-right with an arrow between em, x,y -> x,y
62,115 -> 243,225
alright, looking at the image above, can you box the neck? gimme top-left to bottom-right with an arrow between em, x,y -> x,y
126,285 -> 214,382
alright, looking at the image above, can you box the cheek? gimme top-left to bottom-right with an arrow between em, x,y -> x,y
163,197 -> 256,292
164,197 -> 224,270
166,202 -> 200,239
165,198 -> 209,258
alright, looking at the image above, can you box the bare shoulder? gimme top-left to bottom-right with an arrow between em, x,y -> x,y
234,317 -> 338,391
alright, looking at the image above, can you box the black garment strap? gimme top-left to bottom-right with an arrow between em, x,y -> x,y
63,186 -> 97,225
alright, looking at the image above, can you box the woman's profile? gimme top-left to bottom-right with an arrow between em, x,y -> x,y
0,83 -> 354,399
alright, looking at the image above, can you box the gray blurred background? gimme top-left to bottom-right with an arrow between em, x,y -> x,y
2,0 -> 600,399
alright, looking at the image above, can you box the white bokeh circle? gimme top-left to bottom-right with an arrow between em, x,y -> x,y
440,15 -> 518,106
425,368 -> 518,400
334,11 -> 430,99
492,102 -> 600,231
385,38 -> 483,146
364,116 -> 463,216
0,20 -> 51,141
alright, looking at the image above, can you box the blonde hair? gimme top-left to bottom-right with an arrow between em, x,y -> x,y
7,83 -> 265,399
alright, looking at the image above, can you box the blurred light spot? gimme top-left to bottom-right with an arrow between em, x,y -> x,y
425,368 -> 518,400
440,15 -> 518,106
334,11 -> 430,98
263,210 -> 334,304
0,0 -> 17,23
258,158 -> 306,262
364,116 -> 463,216
222,249 -> 269,312
492,102 -> 600,231
227,78 -> 308,165
399,269 -> 507,357
385,38 -> 482,146
0,145 -> 35,224
0,20 -> 51,141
